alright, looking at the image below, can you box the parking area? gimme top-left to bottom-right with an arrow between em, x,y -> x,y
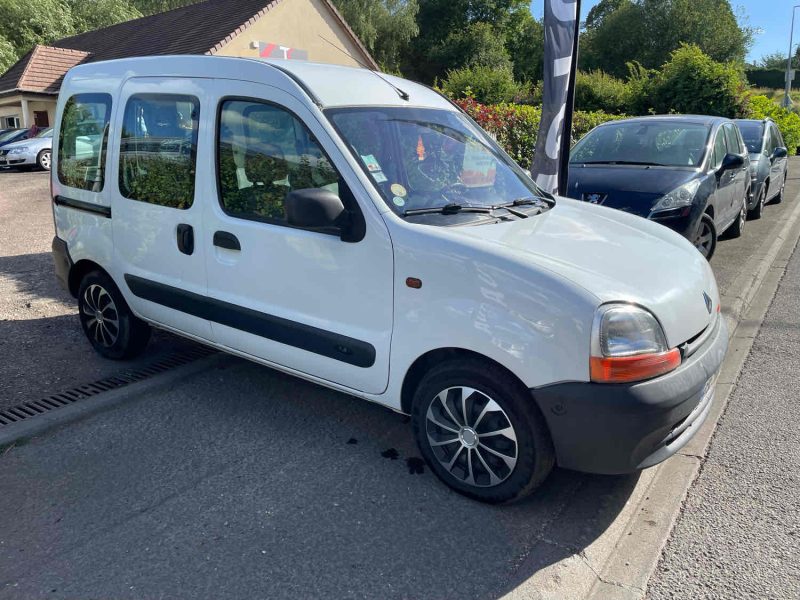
0,162 -> 798,599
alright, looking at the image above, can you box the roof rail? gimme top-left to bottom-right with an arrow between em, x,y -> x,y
264,62 -> 323,108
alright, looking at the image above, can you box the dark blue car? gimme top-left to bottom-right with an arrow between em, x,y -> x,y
0,128 -> 31,148
567,115 -> 750,260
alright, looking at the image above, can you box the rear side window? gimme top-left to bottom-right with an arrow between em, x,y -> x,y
711,129 -> 728,168
723,124 -> 741,155
58,93 -> 112,191
217,99 -> 340,225
119,94 -> 199,209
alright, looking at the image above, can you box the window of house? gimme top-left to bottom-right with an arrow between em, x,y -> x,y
119,94 -> 199,209
217,99 -> 340,224
58,93 -> 112,191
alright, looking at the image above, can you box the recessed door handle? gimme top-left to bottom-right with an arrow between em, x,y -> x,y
213,230 -> 241,251
177,223 -> 194,255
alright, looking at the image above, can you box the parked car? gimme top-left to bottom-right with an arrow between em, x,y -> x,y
0,128 -> 30,149
0,127 -> 53,170
51,57 -> 727,503
568,116 -> 751,260
734,118 -> 789,219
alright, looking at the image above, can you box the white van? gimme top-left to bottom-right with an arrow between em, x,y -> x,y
51,56 -> 727,503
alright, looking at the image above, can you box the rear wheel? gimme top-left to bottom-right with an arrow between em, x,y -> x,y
748,186 -> 766,220
77,270 -> 151,359
693,213 -> 717,260
411,359 -> 554,504
36,149 -> 51,171
772,174 -> 787,204
726,196 -> 747,239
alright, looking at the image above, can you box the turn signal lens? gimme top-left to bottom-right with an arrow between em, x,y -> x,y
590,349 -> 681,383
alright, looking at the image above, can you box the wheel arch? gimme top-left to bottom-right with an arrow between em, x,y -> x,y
400,347 -> 530,415
68,259 -> 110,298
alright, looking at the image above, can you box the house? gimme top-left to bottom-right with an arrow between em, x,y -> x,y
0,0 -> 376,129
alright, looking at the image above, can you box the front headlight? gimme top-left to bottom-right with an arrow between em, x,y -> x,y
651,180 -> 701,213
590,303 -> 680,383
8,147 -> 28,154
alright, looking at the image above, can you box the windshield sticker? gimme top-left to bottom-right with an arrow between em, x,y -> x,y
361,154 -> 382,173
461,140 -> 497,187
372,171 -> 388,183
390,183 -> 407,197
416,135 -> 426,161
392,196 -> 406,207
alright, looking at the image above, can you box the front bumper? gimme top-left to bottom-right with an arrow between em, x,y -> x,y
0,151 -> 35,167
533,314 -> 728,474
649,205 -> 699,240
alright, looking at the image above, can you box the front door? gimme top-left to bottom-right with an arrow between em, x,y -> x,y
768,124 -> 788,196
33,111 -> 49,127
110,77 -> 212,341
202,80 -> 394,394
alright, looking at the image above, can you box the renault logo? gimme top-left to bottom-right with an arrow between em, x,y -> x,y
703,292 -> 713,314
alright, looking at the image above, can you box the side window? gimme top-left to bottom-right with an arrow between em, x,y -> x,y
217,99 -> 340,224
58,93 -> 112,191
724,124 -> 740,155
766,125 -> 777,154
712,129 -> 728,168
119,94 -> 199,209
774,125 -> 786,149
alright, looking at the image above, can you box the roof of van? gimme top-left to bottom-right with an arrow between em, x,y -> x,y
63,55 -> 454,111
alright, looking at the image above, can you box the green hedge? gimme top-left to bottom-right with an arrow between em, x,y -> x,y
749,95 -> 800,155
456,97 -> 625,169
745,68 -> 799,91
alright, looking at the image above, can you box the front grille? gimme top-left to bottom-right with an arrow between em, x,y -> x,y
662,378 -> 714,447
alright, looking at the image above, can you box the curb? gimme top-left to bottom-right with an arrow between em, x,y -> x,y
510,185 -> 800,600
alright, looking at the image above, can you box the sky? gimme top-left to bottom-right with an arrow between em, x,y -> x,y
528,1 -> 794,64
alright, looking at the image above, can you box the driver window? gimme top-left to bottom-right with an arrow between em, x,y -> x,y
711,130 -> 727,169
723,125 -> 740,156
217,99 -> 340,224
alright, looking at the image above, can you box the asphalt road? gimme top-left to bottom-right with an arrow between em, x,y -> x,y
646,231 -> 800,599
0,162 -> 797,599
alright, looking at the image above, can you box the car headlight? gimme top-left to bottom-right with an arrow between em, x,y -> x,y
8,147 -> 28,154
651,180 -> 701,213
590,303 -> 680,383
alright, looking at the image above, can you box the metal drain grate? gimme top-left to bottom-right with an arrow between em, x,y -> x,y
0,346 -> 217,427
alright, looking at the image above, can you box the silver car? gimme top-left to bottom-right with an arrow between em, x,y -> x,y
0,128 -> 53,171
734,118 -> 789,219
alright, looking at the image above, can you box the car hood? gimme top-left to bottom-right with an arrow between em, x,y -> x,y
566,164 -> 700,217
2,137 -> 50,151
452,198 -> 718,348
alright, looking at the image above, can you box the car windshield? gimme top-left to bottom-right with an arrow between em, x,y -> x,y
35,128 -> 53,138
0,129 -> 21,142
736,122 -> 764,153
327,106 -> 547,216
571,121 -> 711,167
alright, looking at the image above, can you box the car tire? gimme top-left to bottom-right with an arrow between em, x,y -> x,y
77,270 -> 151,360
726,196 -> 747,239
748,186 -> 766,220
693,213 -> 717,260
36,149 -> 51,171
411,358 -> 555,504
773,174 -> 787,204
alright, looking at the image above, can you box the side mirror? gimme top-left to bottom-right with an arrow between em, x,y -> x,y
285,188 -> 345,229
719,153 -> 744,171
772,147 -> 788,160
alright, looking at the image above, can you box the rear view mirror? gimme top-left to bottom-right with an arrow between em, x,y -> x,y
772,147 -> 788,160
719,153 -> 744,171
285,187 -> 346,231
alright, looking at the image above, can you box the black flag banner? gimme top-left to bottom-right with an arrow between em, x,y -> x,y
531,0 -> 581,195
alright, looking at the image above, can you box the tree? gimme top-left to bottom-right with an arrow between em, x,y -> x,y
580,0 -> 752,77
505,9 -> 544,83
0,35 -> 16,74
129,0 -> 199,15
441,64 -> 520,104
0,0 -> 75,56
331,0 -> 419,73
68,0 -> 142,33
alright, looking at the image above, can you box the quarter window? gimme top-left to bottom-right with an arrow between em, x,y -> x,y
217,99 -> 340,224
119,94 -> 199,209
58,93 -> 112,191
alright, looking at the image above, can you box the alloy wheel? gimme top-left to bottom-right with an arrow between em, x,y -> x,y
738,200 -> 746,232
81,284 -> 119,347
425,386 -> 518,487
694,220 -> 714,257
39,151 -> 51,170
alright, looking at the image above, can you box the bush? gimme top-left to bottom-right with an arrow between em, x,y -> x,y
441,65 -> 522,105
456,97 -> 625,170
646,44 -> 750,118
749,95 -> 800,155
574,70 -> 629,113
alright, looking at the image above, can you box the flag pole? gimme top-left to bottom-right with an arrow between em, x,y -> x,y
558,0 -> 581,197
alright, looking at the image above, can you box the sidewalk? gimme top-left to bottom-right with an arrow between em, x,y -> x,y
646,241 -> 800,598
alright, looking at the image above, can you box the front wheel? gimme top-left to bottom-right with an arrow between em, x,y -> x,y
411,359 -> 555,504
77,270 -> 151,359
693,213 -> 717,260
726,196 -> 747,239
37,149 -> 51,171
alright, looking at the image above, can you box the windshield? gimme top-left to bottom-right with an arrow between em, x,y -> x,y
327,106 -> 546,216
736,122 -> 764,154
571,121 -> 711,167
0,129 -> 21,143
35,128 -> 53,138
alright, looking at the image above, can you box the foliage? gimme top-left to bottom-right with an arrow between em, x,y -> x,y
429,21 -> 512,76
0,0 -> 75,56
331,0 -> 418,73
749,95 -> 800,155
121,155 -> 195,209
504,9 -> 543,83
645,44 -> 751,118
441,65 -> 521,105
0,36 -> 16,74
757,51 -> 792,70
745,68 -> 800,91
129,0 -> 199,15
581,0 -> 752,78
68,0 -> 142,32
574,70 -> 629,114
455,97 -> 625,170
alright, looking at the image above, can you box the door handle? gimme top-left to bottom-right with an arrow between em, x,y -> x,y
213,230 -> 241,251
176,223 -> 194,255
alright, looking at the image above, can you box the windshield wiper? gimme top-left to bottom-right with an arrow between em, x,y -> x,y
491,197 -> 550,218
403,202 -> 494,216
576,160 -> 666,167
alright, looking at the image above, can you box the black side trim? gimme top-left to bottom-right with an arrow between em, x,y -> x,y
53,195 -> 111,218
124,274 -> 376,368
51,236 -> 73,294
